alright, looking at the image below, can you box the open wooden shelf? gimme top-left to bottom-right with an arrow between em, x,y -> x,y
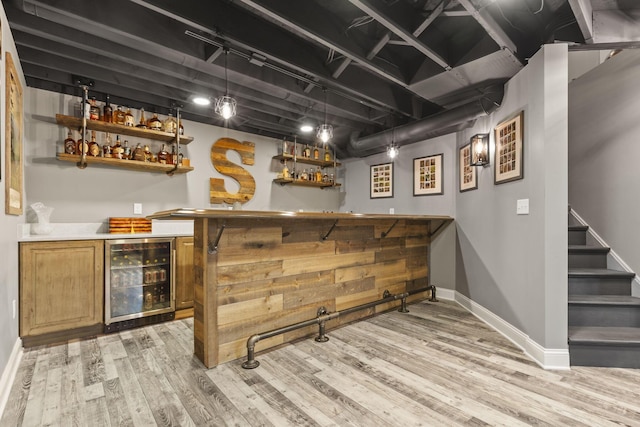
272,154 -> 340,168
57,153 -> 194,174
56,114 -> 194,145
273,178 -> 340,188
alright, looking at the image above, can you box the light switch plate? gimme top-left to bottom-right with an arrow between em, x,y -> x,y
133,203 -> 142,215
516,199 -> 529,215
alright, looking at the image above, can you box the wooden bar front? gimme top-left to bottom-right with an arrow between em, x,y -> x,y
149,209 -> 452,368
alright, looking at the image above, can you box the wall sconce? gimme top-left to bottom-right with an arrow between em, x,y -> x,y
470,133 -> 490,167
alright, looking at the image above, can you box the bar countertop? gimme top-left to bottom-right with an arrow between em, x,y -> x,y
148,208 -> 453,222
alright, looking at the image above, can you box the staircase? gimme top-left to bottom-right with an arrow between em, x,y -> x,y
568,223 -> 640,368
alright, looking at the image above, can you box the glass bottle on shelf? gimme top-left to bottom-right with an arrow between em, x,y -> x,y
89,97 -> 100,121
88,131 -> 100,157
136,108 -> 147,128
102,133 -> 112,158
157,144 -> 169,164
324,147 -> 331,162
147,113 -> 163,131
63,129 -> 76,154
143,145 -> 152,162
164,113 -> 177,134
179,121 -> 184,136
103,94 -> 113,123
113,106 -> 126,125
304,145 -> 311,158
112,135 -> 124,159
313,145 -> 319,160
301,168 -> 308,180
76,134 -> 88,156
133,143 -> 145,161
282,162 -> 290,179
124,107 -> 135,127
315,167 -> 322,182
122,140 -> 131,160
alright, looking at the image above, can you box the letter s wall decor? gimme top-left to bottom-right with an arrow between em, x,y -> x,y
209,138 -> 256,205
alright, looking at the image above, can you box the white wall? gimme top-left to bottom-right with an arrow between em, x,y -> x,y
569,50 -> 640,284
0,3 -> 26,413
24,90 -> 342,223
455,45 -> 569,363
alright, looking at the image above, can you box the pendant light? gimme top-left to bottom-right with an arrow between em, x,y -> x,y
387,127 -> 399,159
317,88 -> 333,144
215,47 -> 237,120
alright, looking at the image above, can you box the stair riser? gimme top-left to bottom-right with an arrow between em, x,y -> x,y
570,344 -> 640,368
568,277 -> 632,296
568,230 -> 587,246
569,305 -> 640,327
568,253 -> 607,269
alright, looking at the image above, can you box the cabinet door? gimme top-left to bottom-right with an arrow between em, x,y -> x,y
175,237 -> 194,310
20,240 -> 104,338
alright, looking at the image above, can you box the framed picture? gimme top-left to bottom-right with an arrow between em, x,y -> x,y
370,162 -> 393,199
459,143 -> 477,192
5,52 -> 24,215
494,111 -> 524,185
413,153 -> 443,196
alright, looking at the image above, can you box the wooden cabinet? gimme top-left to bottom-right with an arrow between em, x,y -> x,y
55,114 -> 194,174
175,236 -> 195,310
20,240 -> 104,346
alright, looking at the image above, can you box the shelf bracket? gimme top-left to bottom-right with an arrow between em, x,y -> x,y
428,220 -> 447,238
208,224 -> 226,254
76,85 -> 89,169
321,220 -> 339,241
381,219 -> 399,238
166,106 -> 181,176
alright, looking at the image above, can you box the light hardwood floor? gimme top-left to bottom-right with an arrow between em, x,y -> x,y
3,300 -> 640,426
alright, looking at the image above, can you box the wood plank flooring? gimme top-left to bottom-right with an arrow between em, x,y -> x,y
3,299 -> 640,426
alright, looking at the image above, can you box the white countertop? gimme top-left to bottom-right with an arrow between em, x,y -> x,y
18,220 -> 194,242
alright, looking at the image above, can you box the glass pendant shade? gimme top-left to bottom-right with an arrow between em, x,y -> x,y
215,95 -> 237,120
317,123 -> 333,143
387,143 -> 399,159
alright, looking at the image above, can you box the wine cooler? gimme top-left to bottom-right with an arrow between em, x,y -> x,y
105,238 -> 175,332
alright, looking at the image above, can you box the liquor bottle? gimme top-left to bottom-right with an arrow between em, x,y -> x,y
143,145 -> 152,162
157,144 -> 169,164
282,162 -> 290,179
113,106 -> 126,125
63,130 -> 76,154
324,147 -> 331,162
164,113 -> 177,134
112,135 -> 124,159
124,107 -> 135,127
170,145 -> 178,165
315,167 -> 322,182
179,121 -> 184,136
136,108 -> 147,128
147,113 -> 163,131
313,145 -> 319,160
89,97 -> 100,121
88,131 -> 100,157
103,94 -> 113,123
122,140 -> 131,160
301,168 -> 308,180
76,134 -> 88,156
132,143 -> 145,161
102,133 -> 112,158
304,145 -> 311,158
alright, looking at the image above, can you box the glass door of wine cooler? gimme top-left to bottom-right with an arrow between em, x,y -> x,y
105,238 -> 175,326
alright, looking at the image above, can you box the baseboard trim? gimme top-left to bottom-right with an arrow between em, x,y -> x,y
447,291 -> 570,370
570,209 -> 640,297
0,338 -> 23,420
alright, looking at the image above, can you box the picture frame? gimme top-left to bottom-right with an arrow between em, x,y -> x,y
413,153 -> 443,196
5,52 -> 24,215
459,143 -> 477,192
370,162 -> 393,199
494,111 -> 524,185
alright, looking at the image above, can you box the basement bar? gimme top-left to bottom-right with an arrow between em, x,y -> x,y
149,208 -> 452,368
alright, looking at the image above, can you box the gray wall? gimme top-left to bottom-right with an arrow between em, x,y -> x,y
24,89 -> 343,223
0,3 -> 25,395
569,50 -> 640,281
341,134 -> 457,290
454,44 -> 568,349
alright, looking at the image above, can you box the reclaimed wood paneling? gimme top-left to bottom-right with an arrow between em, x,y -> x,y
190,216 -> 436,367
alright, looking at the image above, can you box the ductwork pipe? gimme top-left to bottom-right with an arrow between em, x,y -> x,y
346,83 -> 505,158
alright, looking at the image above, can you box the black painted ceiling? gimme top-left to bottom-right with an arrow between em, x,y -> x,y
4,0 -> 594,155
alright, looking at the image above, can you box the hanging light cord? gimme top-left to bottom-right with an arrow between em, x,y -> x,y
224,47 -> 230,96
